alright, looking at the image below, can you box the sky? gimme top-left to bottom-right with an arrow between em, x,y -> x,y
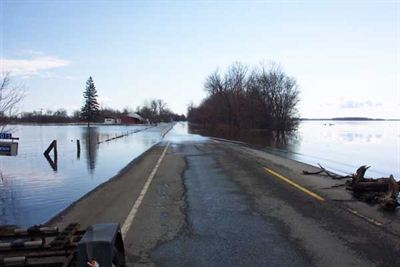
1,0 -> 399,119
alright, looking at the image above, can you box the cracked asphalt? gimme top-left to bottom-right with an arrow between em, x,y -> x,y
151,143 -> 310,267
51,123 -> 400,266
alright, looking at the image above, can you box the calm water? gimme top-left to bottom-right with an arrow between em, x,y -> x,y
0,121 -> 399,227
190,121 -> 400,179
0,124 -> 170,227
284,121 -> 400,179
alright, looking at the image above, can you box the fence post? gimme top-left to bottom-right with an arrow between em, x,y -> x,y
77,139 -> 81,158
44,140 -> 57,159
43,140 -> 58,171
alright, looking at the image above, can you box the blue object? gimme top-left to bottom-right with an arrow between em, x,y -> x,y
0,133 -> 12,139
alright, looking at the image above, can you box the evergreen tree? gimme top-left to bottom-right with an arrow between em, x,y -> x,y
81,77 -> 99,125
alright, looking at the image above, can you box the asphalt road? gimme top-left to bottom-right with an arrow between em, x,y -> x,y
151,143 -> 310,267
50,123 -> 400,266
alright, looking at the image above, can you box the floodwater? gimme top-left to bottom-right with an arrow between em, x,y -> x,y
1,121 -> 399,227
287,121 -> 400,179
0,124 -> 170,227
190,121 -> 400,179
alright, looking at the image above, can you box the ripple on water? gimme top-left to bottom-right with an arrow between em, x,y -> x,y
0,124 -> 167,227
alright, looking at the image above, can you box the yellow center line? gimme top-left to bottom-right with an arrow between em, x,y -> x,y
264,167 -> 325,202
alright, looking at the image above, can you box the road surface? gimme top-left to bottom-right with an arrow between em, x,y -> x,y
50,123 -> 400,266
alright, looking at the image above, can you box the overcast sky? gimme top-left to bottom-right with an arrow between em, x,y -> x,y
1,0 -> 399,118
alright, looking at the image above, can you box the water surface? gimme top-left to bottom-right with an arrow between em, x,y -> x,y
0,124 -> 167,227
1,121 -> 399,227
190,121 -> 400,179
288,121 -> 400,178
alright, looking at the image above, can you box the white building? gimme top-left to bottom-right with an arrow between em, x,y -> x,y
104,117 -> 122,124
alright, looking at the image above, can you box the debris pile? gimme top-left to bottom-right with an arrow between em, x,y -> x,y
303,165 -> 399,211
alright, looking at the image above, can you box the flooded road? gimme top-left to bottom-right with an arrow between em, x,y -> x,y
190,120 -> 400,179
1,121 -> 399,227
0,124 -> 171,227
49,122 -> 400,266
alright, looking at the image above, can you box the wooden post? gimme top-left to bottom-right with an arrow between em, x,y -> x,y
44,140 -> 57,159
43,140 -> 58,171
77,139 -> 81,159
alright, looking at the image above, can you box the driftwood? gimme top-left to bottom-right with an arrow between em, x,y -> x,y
347,166 -> 399,210
304,165 -> 399,211
303,164 -> 352,180
379,176 -> 399,210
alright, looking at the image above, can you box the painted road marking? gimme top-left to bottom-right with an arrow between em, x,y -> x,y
264,167 -> 325,202
346,208 -> 383,227
121,142 -> 170,238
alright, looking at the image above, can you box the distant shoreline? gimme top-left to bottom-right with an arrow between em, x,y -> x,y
4,119 -> 399,127
300,117 -> 399,121
5,122 -> 152,126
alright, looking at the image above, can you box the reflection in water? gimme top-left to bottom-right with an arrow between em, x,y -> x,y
84,127 -> 99,172
0,124 -> 165,227
188,121 -> 400,180
43,140 -> 58,172
188,124 -> 298,150
340,132 -> 383,144
0,122 -> 398,227
44,153 -> 58,172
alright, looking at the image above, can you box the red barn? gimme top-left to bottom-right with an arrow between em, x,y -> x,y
119,113 -> 145,124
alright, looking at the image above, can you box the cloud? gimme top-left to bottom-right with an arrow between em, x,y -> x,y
98,96 -> 113,107
339,98 -> 382,109
18,49 -> 45,57
0,55 -> 70,77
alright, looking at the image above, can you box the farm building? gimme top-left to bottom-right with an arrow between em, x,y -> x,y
119,113 -> 145,124
104,117 -> 122,124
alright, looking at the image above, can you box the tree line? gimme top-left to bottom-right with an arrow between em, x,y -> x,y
136,99 -> 186,123
0,75 -> 185,126
5,105 -> 185,124
5,104 -> 185,124
188,63 -> 300,131
79,77 -> 185,124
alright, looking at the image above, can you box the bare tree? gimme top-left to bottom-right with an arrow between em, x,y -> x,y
188,62 -> 300,131
136,99 -> 180,123
0,73 -> 25,132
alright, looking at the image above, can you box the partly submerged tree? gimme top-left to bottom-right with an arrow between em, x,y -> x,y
188,62 -> 300,131
0,73 -> 25,132
80,77 -> 99,126
135,99 -> 186,123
